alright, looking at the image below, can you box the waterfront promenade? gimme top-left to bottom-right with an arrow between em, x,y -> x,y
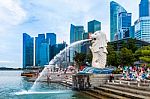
22,66 -> 150,99
83,79 -> 150,99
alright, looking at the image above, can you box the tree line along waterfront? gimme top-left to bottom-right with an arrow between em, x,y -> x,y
73,38 -> 150,70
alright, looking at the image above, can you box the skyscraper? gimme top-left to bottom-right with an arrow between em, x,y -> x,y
39,42 -> 49,66
139,0 -> 149,17
46,33 -> 56,46
134,17 -> 150,43
35,33 -> 57,66
50,42 -> 67,68
88,20 -> 101,33
110,1 -> 127,41
118,12 -> 132,40
81,32 -> 91,54
23,33 -> 34,68
46,33 -> 56,62
129,26 -> 135,38
35,34 -> 45,66
70,24 -> 84,44
134,0 -> 150,43
50,42 -> 67,61
70,24 -> 84,62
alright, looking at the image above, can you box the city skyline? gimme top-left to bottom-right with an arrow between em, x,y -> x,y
0,0 -> 141,67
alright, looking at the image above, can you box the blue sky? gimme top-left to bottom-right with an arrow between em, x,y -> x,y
0,0 -> 140,67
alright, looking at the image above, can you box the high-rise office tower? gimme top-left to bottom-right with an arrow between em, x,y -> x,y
129,26 -> 135,38
23,33 -> 34,68
35,33 -> 57,66
70,24 -> 84,62
35,34 -> 45,66
118,12 -> 132,40
81,32 -> 91,54
46,33 -> 56,62
110,1 -> 127,41
50,42 -> 67,68
88,20 -> 101,33
39,42 -> 49,66
70,24 -> 84,44
139,0 -> 149,17
51,42 -> 67,60
134,0 -> 150,43
46,33 -> 56,46
134,17 -> 150,43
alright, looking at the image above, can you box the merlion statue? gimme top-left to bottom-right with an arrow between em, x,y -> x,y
89,31 -> 108,68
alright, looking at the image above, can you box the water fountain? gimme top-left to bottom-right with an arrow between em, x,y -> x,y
29,39 -> 91,91
17,31 -> 112,95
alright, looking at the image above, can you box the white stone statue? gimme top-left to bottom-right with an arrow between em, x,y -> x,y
89,31 -> 108,68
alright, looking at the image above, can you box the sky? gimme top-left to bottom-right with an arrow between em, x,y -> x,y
0,0 -> 140,68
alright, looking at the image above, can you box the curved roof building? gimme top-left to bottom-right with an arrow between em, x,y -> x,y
110,1 -> 127,41
139,0 -> 149,17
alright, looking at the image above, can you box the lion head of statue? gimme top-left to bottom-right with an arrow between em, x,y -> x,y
90,31 -> 107,53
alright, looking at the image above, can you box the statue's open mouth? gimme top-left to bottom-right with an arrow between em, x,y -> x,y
91,38 -> 96,42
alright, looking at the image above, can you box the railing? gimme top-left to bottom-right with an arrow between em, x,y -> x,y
107,79 -> 150,87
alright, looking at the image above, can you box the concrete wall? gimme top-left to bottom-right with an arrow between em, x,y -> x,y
90,74 -> 122,87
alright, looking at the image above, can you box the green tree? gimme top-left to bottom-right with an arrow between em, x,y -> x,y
127,38 -> 138,53
107,44 -> 120,66
121,41 -> 127,48
73,52 -> 86,69
135,46 -> 150,63
119,48 -> 135,65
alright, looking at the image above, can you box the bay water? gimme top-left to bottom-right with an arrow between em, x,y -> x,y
0,70 -> 94,99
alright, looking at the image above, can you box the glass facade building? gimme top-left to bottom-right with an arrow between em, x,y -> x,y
139,0 -> 149,17
110,1 -> 127,41
70,24 -> 84,44
129,26 -> 135,38
134,16 -> 150,43
51,42 -> 67,61
46,33 -> 56,46
70,24 -> 84,62
88,20 -> 101,33
46,33 -> 56,62
23,33 -> 34,68
35,33 -> 56,66
35,34 -> 45,66
39,43 -> 49,66
50,42 -> 67,68
118,12 -> 132,40
81,32 -> 91,54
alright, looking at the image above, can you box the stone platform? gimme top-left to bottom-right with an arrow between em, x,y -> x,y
84,80 -> 150,99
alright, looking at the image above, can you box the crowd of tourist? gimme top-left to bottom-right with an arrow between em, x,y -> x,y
120,65 -> 150,81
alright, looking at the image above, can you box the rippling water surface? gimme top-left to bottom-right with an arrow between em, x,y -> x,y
0,70 -> 94,99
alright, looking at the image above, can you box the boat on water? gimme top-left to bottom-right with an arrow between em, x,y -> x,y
21,66 -> 42,77
21,72 -> 37,77
21,69 -> 40,77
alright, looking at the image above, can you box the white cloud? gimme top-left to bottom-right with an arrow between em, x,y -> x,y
0,60 -> 13,63
0,0 -> 140,67
0,0 -> 26,67
0,0 -> 26,31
